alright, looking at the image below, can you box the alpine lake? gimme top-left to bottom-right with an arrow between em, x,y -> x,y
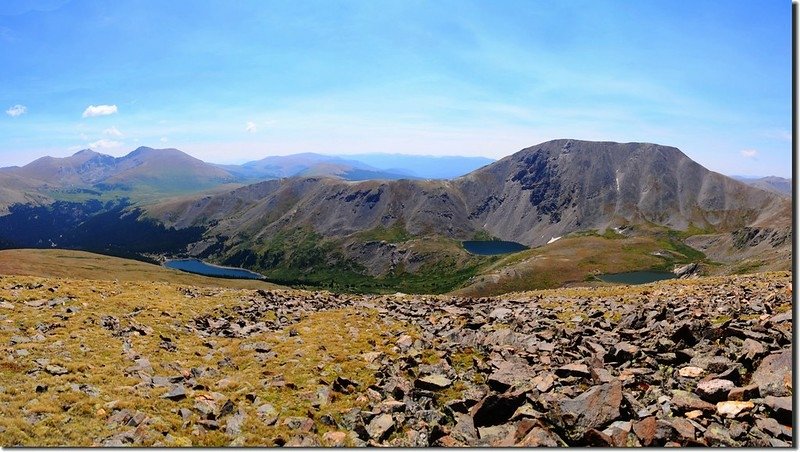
164,258 -> 266,280
462,240 -> 529,255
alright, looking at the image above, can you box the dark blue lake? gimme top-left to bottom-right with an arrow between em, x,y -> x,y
462,240 -> 528,256
164,259 -> 265,280
599,271 -> 676,285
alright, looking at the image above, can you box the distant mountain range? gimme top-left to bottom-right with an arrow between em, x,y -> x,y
0,147 -> 495,212
0,140 -> 790,294
731,175 -> 791,197
0,147 -> 238,210
217,153 -> 495,181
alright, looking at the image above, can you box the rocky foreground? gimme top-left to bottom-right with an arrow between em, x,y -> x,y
0,272 -> 793,446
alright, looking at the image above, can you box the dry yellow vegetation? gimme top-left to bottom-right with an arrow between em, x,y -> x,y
0,249 -> 285,291
0,276 -> 409,446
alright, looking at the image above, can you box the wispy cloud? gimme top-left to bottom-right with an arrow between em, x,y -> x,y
160,137 -> 168,143
245,121 -> 258,133
5,104 -> 27,117
82,104 -> 118,118
0,26 -> 14,42
740,149 -> 758,158
763,129 -> 792,142
103,126 -> 123,137
88,139 -> 122,150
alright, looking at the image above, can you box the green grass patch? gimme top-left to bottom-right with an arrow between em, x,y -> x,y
731,260 -> 764,275
471,230 -> 499,241
600,229 -> 625,239
355,224 -> 413,243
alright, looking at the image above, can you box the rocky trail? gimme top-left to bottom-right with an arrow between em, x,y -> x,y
0,271 -> 793,446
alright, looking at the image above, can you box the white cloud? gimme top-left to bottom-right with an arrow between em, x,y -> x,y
245,121 -> 258,133
160,137 -> 168,143
103,126 -> 123,137
82,104 -> 118,118
740,149 -> 758,158
5,104 -> 26,117
88,139 -> 122,150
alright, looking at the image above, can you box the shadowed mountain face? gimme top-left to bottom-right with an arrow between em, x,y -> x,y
152,139 -> 789,247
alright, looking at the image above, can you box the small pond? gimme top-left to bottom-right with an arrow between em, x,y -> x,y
598,271 -> 676,285
462,240 -> 529,256
164,259 -> 265,280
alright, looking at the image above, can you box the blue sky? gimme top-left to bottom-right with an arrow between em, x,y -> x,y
0,0 -> 792,177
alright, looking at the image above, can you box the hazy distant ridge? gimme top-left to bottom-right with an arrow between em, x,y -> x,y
731,175 -> 791,197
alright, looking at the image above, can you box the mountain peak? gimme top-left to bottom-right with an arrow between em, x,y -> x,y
125,146 -> 186,159
128,146 -> 156,157
72,149 -> 100,157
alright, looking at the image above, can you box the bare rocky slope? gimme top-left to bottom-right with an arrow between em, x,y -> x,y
0,272 -> 792,446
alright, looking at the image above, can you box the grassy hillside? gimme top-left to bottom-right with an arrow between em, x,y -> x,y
0,249 -> 284,291
451,228 -> 709,297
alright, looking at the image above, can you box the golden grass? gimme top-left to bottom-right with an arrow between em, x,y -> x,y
0,275 -> 409,446
0,249 -> 285,291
